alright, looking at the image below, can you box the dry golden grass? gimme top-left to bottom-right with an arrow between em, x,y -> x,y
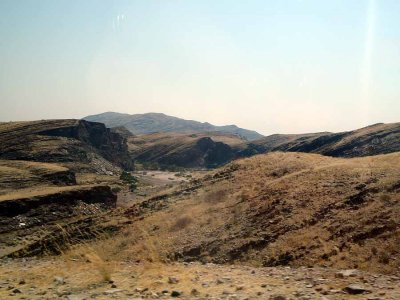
3,150 -> 399,284
0,184 -> 98,202
75,173 -> 120,185
98,151 -> 400,274
0,160 -> 71,195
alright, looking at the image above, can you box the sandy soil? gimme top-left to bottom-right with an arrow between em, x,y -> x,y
0,258 -> 399,299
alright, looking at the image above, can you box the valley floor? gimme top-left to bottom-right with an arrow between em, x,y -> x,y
1,258 -> 399,300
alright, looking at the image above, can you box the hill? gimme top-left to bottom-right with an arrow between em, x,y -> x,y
251,122 -> 400,158
83,112 -> 264,141
125,122 -> 400,170
81,114 -> 400,170
128,132 -> 247,169
121,151 -> 400,274
0,119 -> 134,173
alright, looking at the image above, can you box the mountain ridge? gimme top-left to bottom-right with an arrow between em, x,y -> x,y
83,111 -> 264,141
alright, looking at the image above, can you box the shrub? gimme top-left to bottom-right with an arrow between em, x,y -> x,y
120,171 -> 138,191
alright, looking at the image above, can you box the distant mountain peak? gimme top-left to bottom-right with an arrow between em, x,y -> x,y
83,112 -> 264,141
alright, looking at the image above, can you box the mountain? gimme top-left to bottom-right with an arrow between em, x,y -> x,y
250,122 -> 400,158
83,112 -> 264,141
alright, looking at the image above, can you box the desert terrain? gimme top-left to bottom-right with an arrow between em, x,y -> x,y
1,119 -> 400,299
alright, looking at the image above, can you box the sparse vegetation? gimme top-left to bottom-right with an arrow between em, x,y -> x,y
120,171 -> 138,191
170,215 -> 193,231
2,121 -> 400,299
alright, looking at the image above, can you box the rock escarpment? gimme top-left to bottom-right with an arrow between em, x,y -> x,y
0,119 -> 133,173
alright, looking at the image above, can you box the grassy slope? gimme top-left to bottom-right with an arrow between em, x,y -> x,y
0,160 -> 71,195
116,151 -> 400,274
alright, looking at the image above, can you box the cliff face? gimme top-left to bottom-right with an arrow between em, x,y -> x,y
0,119 -> 133,172
37,120 -> 133,170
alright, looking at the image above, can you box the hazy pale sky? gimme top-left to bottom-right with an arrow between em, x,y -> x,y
0,0 -> 399,135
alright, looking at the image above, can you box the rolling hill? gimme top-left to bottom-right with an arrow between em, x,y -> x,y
122,151 -> 400,274
122,121 -> 400,170
128,132 -> 247,169
250,122 -> 400,158
83,112 -> 264,141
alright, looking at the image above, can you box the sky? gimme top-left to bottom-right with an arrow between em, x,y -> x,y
0,0 -> 399,135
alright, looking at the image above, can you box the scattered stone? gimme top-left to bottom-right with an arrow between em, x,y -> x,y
216,278 -> 225,284
335,269 -> 358,278
168,277 -> 179,284
269,295 -> 286,300
36,290 -> 47,295
191,288 -> 200,296
378,291 -> 386,296
54,276 -> 65,285
111,284 -> 117,288
12,288 -> 22,294
171,290 -> 181,297
18,279 -> 25,285
135,287 -> 148,293
343,284 -> 370,295
103,289 -> 124,295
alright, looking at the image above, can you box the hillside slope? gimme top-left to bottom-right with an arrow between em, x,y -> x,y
0,119 -> 133,173
126,122 -> 400,170
251,122 -> 400,158
128,132 -> 246,169
121,151 -> 400,274
83,112 -> 264,141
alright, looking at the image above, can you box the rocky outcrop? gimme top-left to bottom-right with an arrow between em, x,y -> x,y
37,120 -> 133,170
0,185 -> 116,218
0,119 -> 134,172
